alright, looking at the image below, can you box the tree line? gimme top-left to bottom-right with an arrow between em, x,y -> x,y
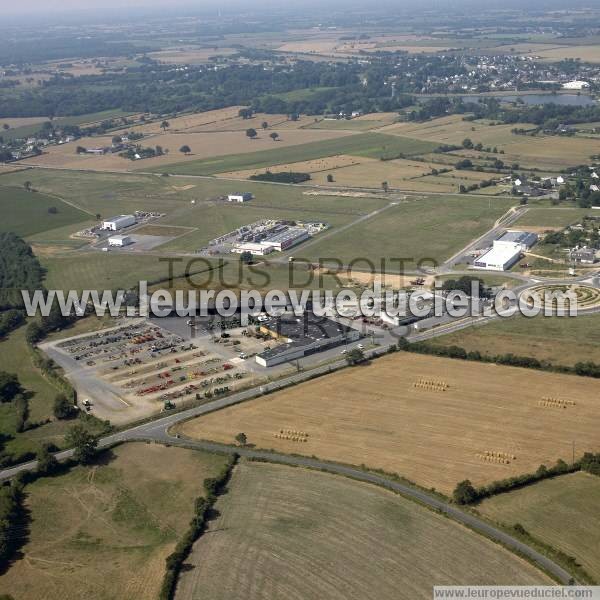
159,454 -> 238,600
395,337 -> 600,379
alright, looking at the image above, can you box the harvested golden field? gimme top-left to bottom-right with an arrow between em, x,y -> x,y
148,47 -> 238,64
315,158 -> 457,190
0,164 -> 27,175
0,116 -> 49,129
22,129 -> 354,172
176,353 -> 600,494
114,107 -> 244,135
0,443 -> 227,600
187,113 -> 315,132
276,39 -> 341,54
218,154 -> 371,179
175,461 -> 549,600
535,45 -> 600,62
379,115 -> 533,147
495,136 -> 599,170
488,43 -> 569,55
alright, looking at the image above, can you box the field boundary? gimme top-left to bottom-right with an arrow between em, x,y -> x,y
144,436 -> 574,585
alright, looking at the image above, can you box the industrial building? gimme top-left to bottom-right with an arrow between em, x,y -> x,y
108,235 -> 133,247
262,227 -> 309,251
228,192 -> 252,203
473,241 -> 522,271
232,225 -> 309,255
473,229 -> 537,271
103,215 -> 136,231
496,230 -> 538,251
255,313 -> 360,367
231,242 -> 274,256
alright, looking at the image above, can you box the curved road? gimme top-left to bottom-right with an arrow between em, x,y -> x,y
141,435 -> 574,585
0,355 -> 575,585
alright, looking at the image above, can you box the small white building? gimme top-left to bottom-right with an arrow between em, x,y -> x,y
562,81 -> 590,90
556,176 -> 565,185
228,192 -> 252,203
103,215 -> 136,231
108,235 -> 132,247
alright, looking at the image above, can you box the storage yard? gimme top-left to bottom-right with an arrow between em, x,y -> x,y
43,321 -> 258,424
175,352 -> 600,495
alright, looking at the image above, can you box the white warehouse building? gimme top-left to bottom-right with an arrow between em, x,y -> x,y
473,241 -> 522,271
231,242 -> 274,256
103,215 -> 136,231
108,235 -> 133,247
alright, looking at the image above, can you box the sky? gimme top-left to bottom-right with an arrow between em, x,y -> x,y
1,0 -> 216,16
0,0 -> 587,18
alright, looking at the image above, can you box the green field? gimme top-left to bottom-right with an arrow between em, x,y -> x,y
428,313 -> 600,365
478,472 -> 600,582
0,185 -> 89,237
151,133 -> 440,175
0,169 -> 180,216
515,207 -> 592,228
2,109 -> 137,141
0,443 -> 228,600
41,252 -> 221,292
297,195 -> 515,268
0,324 -> 108,462
175,460 -> 548,599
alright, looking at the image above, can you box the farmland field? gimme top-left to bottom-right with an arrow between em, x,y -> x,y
0,443 -> 228,600
175,352 -> 600,495
40,252 -> 220,292
148,46 -> 238,64
175,461 -> 549,600
534,44 -> 600,62
23,129 -> 355,172
0,185 -> 89,237
478,472 -> 600,581
1,109 -> 137,141
427,313 -> 600,366
494,137 -> 599,170
152,133 -> 440,176
296,195 -> 515,268
515,207 -> 592,229
379,115 -> 533,147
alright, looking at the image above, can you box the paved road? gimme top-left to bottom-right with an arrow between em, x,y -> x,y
141,436 -> 574,585
0,312 -> 588,584
0,382 -> 574,584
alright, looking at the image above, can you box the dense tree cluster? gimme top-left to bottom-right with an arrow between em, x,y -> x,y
249,171 -> 311,184
0,479 -> 25,569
